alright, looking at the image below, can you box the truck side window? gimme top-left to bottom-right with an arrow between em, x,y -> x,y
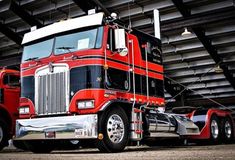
107,29 -> 116,51
106,68 -> 129,91
3,74 -> 20,87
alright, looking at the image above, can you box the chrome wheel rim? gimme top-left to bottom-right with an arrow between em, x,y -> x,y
211,120 -> 219,139
107,114 -> 125,143
0,126 -> 3,142
225,121 -> 232,139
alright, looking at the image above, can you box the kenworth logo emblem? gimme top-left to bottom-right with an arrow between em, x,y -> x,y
48,62 -> 54,73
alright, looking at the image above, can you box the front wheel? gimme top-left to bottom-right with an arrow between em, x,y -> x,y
96,107 -> 129,153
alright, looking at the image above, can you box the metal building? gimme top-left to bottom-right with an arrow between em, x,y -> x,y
0,0 -> 235,110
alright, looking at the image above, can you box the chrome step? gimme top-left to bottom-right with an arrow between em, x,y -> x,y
148,132 -> 180,138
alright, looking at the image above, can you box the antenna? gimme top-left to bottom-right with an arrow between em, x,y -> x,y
68,0 -> 71,19
128,2 -> 132,29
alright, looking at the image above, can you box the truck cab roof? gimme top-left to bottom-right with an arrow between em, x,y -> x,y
0,68 -> 20,76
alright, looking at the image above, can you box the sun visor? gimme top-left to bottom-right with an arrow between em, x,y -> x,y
22,12 -> 104,45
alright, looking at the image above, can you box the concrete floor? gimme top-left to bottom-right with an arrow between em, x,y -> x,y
1,144 -> 235,160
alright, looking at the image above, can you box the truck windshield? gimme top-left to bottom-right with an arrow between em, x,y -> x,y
54,27 -> 103,55
22,26 -> 103,62
22,39 -> 53,62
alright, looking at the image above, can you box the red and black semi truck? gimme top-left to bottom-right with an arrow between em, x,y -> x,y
13,12 -> 234,153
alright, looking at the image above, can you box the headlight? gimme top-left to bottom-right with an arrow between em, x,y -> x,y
19,106 -> 30,114
77,100 -> 95,109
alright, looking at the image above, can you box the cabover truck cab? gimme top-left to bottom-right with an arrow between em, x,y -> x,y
14,12 -> 199,153
0,68 -> 20,150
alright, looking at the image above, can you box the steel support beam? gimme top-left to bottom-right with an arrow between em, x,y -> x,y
171,0 -> 191,17
167,96 -> 235,108
73,0 -> 110,15
171,0 -> 235,90
73,0 -> 97,14
0,22 -> 22,45
0,55 -> 21,67
10,1 -> 43,27
193,28 -> 235,89
91,0 -> 110,15
161,9 -> 235,32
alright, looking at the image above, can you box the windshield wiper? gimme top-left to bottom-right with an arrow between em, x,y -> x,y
56,46 -> 80,60
24,57 -> 39,62
56,46 -> 75,53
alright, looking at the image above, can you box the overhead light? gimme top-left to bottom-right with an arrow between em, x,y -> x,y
214,65 -> 223,73
181,27 -> 192,37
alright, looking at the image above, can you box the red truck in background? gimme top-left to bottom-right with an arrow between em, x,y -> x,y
0,67 -> 20,150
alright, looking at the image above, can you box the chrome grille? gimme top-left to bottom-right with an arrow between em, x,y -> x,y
36,71 -> 67,115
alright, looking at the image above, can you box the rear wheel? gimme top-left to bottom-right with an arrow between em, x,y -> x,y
24,140 -> 55,153
222,117 -> 233,143
96,107 -> 129,152
0,118 -> 9,151
209,115 -> 221,144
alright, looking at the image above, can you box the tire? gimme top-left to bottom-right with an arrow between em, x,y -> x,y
96,107 -> 129,153
0,118 -> 10,151
24,140 -> 55,153
209,115 -> 221,144
222,117 -> 234,143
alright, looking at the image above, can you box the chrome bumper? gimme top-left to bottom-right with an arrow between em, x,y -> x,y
15,114 -> 98,140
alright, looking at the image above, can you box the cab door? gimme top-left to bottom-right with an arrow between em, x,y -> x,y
2,73 -> 20,121
105,28 -> 130,92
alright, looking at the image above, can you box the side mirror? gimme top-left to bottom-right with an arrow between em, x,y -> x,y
114,29 -> 128,56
